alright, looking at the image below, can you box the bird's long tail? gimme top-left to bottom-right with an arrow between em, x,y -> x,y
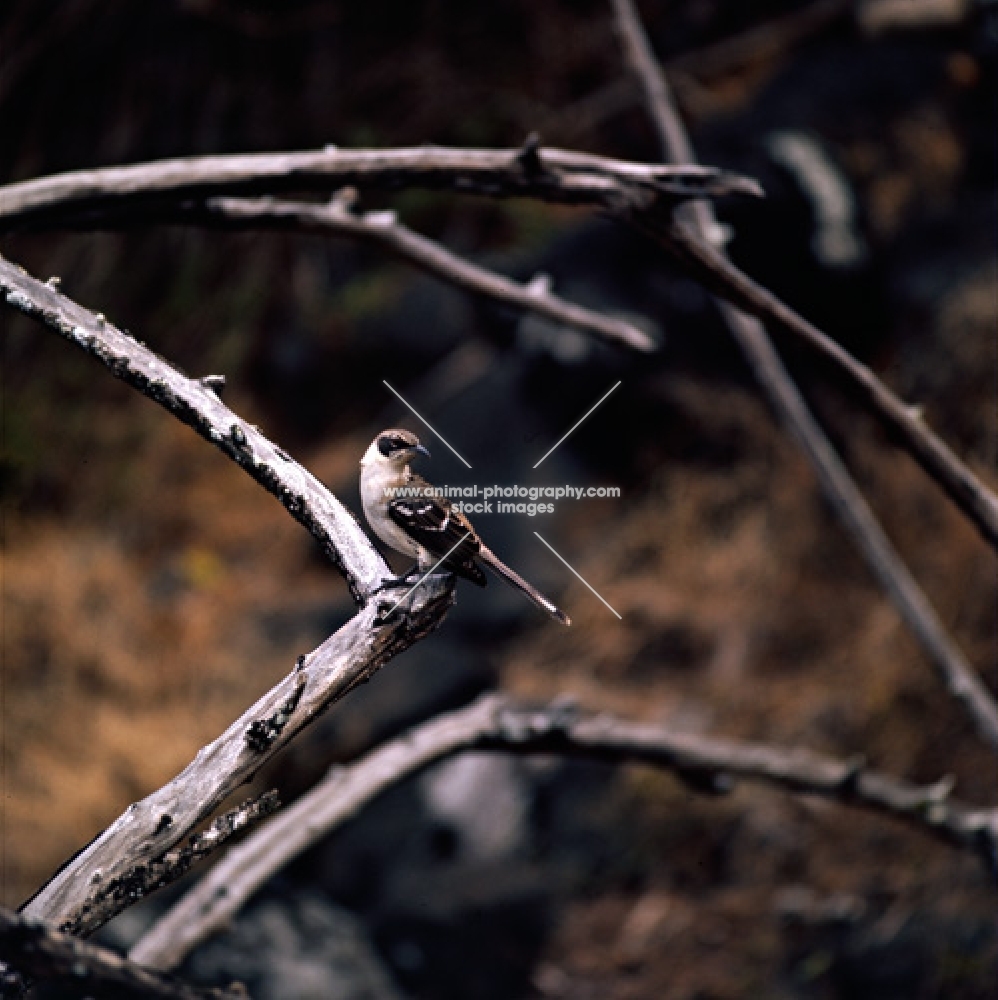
479,546 -> 571,625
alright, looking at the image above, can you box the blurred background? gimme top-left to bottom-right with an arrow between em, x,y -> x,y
1,1 -> 996,997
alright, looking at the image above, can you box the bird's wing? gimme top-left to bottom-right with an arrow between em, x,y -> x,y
387,475 -> 486,585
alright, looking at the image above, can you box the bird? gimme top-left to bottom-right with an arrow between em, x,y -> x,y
360,427 -> 570,624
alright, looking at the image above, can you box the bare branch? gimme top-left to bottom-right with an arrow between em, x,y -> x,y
0,144 -> 760,230
610,0 -> 700,167
609,0 -> 998,555
658,221 -> 998,555
131,692 -> 998,971
62,792 -> 281,939
0,253 -> 457,928
718,303 -> 998,748
203,193 -> 656,353
0,253 -> 387,603
0,907 -> 246,1000
130,693 -> 507,971
3,145 -> 994,556
19,586 -> 453,931
609,0 -> 998,749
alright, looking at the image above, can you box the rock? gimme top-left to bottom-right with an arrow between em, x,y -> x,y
185,892 -> 402,1000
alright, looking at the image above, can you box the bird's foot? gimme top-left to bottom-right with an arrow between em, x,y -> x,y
371,565 -> 421,595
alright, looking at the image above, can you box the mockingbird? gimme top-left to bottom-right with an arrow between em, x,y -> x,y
361,427 -> 571,624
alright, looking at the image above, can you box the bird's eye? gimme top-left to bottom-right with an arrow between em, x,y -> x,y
378,435 -> 411,457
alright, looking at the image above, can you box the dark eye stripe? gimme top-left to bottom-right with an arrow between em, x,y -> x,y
378,434 -> 414,456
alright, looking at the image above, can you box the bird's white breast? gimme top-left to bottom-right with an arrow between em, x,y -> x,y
360,463 -> 422,559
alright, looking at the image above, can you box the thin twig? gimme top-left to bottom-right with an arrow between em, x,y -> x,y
130,692 -> 998,971
61,792 -> 281,938
1,254 -> 456,929
0,907 -> 247,1000
609,0 -> 998,749
0,144 -> 760,230
203,193 -> 656,352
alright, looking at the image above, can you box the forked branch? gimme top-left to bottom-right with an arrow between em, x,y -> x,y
2,143 -> 994,552
131,692 -> 998,971
1,253 -> 455,930
609,0 -> 998,749
18,579 -> 452,931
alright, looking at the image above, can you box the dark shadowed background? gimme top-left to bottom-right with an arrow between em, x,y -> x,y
1,1 -> 996,998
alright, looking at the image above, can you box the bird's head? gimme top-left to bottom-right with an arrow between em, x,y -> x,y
362,427 -> 431,468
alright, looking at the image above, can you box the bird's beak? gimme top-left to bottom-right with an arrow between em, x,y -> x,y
415,444 -> 431,459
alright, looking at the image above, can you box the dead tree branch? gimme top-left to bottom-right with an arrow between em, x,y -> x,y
1,253 -> 455,930
0,145 -> 758,230
609,0 -> 998,750
2,147 -> 994,553
0,253 -> 386,603
18,591 -> 453,931
131,692 -> 998,971
202,193 -> 656,352
131,694 -> 511,970
656,221 -> 998,554
0,907 -> 247,1000
61,792 -> 281,939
